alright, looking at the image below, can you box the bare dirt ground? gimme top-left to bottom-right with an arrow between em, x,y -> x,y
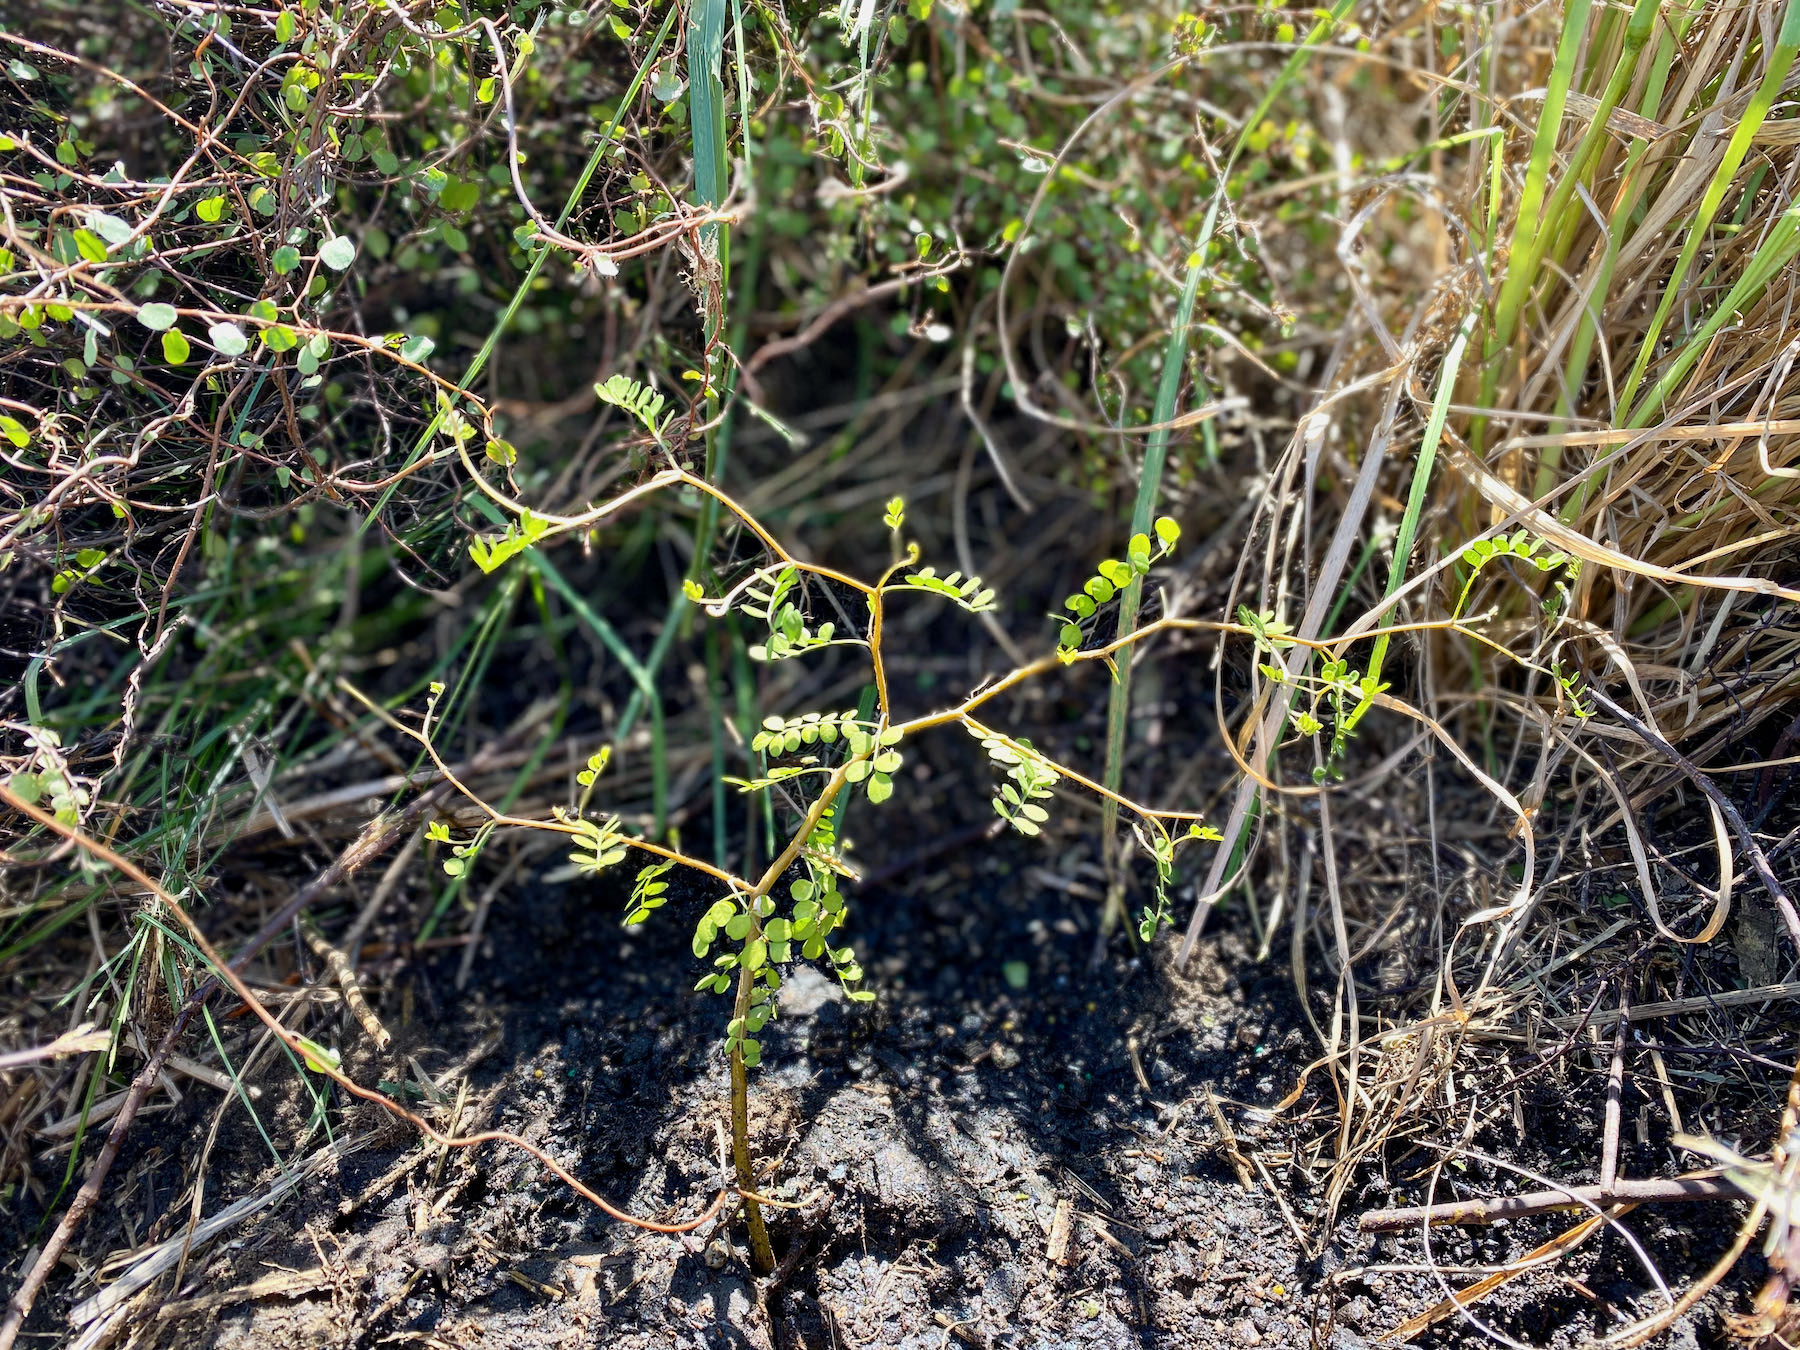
22,824 -> 1763,1350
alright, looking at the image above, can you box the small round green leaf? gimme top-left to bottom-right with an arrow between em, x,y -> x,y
160,329 -> 190,364
135,302 -> 177,331
208,321 -> 248,356
318,235 -> 356,270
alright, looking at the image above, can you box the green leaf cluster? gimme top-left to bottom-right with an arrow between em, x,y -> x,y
751,710 -> 860,755
468,508 -> 551,574
567,814 -> 630,875
1456,530 -> 1578,618
1237,605 -> 1296,654
978,733 -> 1058,836
741,567 -> 843,661
842,722 -> 903,805
594,373 -> 672,442
1057,517 -> 1179,653
625,860 -> 675,925
895,566 -> 996,613
6,729 -> 89,828
577,746 -> 612,789
428,818 -> 493,878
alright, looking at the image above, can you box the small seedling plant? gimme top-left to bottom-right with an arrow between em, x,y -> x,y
409,450 -> 1229,1272
376,379 -> 1588,1273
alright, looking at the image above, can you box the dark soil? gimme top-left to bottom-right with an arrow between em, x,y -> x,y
20,827 -> 1765,1350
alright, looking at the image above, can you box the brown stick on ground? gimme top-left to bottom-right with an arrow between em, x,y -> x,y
301,920 -> 393,1050
228,782 -> 454,969
1358,1174 -> 1736,1231
1601,993 -> 1629,1191
1204,1083 -> 1255,1190
1382,1208 -> 1619,1343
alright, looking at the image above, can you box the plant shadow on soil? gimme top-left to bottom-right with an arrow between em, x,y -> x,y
56,808 -> 1767,1350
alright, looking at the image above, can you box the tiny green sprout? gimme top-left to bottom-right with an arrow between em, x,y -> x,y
577,747 -> 612,789
293,1036 -> 340,1075
1551,659 -> 1594,718
594,373 -> 671,442
469,508 -> 551,574
404,487 -> 1227,1278
425,820 -> 451,844
1133,818 -> 1208,941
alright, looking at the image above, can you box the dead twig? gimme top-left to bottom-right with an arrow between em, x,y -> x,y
1358,1174 -> 1736,1231
0,1003 -> 194,1350
1584,685 -> 1800,948
1380,1208 -> 1619,1343
0,1027 -> 111,1074
301,919 -> 392,1050
1204,1083 -> 1255,1190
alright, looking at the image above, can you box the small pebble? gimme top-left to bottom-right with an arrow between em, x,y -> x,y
991,1044 -> 1021,1070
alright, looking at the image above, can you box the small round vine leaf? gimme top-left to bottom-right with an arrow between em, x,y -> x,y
160,329 -> 190,364
135,302 -> 177,331
318,235 -> 356,270
208,322 -> 248,356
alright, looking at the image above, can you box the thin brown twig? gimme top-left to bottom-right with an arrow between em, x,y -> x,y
1358,1174 -> 1736,1232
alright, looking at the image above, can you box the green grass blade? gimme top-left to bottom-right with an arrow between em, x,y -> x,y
1625,202 -> 1800,428
1617,0 -> 1800,414
1351,307 -> 1478,728
1488,0 -> 1595,355
1097,0 -> 1355,929
689,0 -> 730,286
